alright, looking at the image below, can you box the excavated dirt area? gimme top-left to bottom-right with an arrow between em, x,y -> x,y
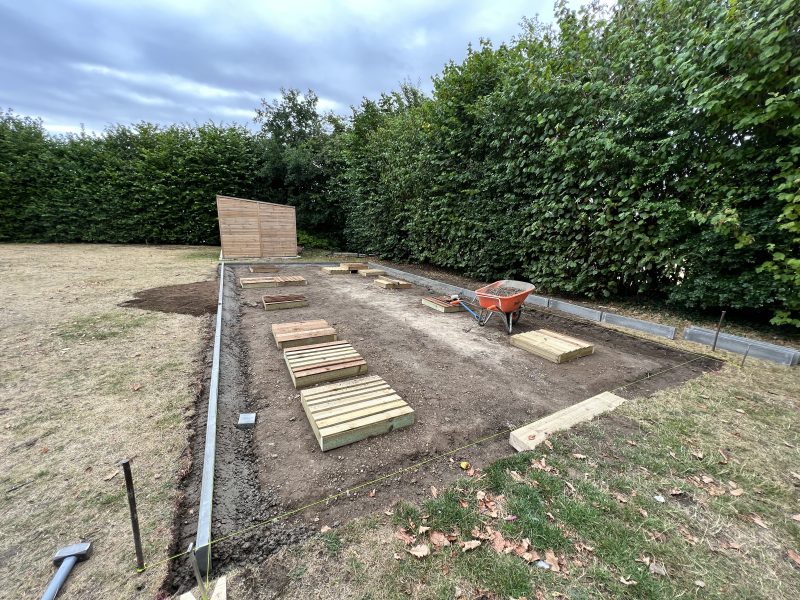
119,279 -> 219,316
227,265 -> 718,542
160,264 -> 719,592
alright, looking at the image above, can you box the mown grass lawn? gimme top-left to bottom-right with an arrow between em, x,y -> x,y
230,357 -> 800,600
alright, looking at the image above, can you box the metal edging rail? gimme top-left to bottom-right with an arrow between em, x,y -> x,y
195,263 -> 224,576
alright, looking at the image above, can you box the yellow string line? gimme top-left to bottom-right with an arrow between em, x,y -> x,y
133,354 -> 710,575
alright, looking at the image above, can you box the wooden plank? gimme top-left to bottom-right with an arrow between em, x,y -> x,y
421,296 -> 463,313
340,262 -> 369,270
262,295 -> 308,311
285,342 -> 367,389
273,320 -> 337,349
509,392 -> 626,452
374,277 -> 412,289
510,329 -> 594,364
250,265 -> 280,273
300,376 -> 414,450
322,267 -> 351,275
358,269 -> 385,277
240,275 -> 306,289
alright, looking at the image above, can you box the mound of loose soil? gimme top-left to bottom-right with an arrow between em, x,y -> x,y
119,280 -> 217,316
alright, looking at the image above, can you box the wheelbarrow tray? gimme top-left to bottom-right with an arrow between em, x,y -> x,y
474,280 -> 535,313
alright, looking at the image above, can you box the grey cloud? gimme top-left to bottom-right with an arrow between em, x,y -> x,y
0,0 -> 557,133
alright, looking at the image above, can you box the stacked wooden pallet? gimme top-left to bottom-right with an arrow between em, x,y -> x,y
272,319 -> 337,349
262,294 -> 307,311
421,296 -> 462,313
284,340 -> 367,389
322,266 -> 351,275
509,391 -> 626,451
300,375 -> 415,451
340,262 -> 368,272
510,329 -> 594,364
249,265 -> 280,273
240,275 -> 306,289
374,277 -> 412,289
358,269 -> 385,277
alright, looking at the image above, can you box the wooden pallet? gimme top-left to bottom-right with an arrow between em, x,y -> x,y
374,277 -> 412,289
510,329 -> 594,363
509,391 -> 626,451
240,275 -> 307,289
262,294 -> 308,311
272,319 -> 337,349
300,375 -> 415,451
249,265 -> 280,273
322,266 -> 351,275
284,340 -> 367,389
421,296 -> 462,313
340,262 -> 369,271
358,269 -> 385,277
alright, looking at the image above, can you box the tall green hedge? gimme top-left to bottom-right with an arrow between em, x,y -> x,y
335,0 -> 799,325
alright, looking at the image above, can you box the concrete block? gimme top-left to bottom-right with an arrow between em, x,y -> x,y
547,299 -> 603,322
237,413 -> 256,429
683,326 -> 799,366
601,312 -> 676,339
525,295 -> 550,308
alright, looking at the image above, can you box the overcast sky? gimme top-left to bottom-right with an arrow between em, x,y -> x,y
0,0 -> 574,134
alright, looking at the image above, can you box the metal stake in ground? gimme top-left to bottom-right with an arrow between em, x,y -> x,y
711,310 -> 726,352
120,459 -> 144,570
40,541 -> 92,600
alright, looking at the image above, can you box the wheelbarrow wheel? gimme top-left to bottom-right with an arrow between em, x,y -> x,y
506,309 -> 522,334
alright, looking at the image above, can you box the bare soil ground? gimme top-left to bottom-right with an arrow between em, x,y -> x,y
0,244 -> 217,599
229,266 -> 717,549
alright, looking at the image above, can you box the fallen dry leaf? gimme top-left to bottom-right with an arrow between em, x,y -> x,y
491,531 -> 507,553
407,544 -> 430,558
384,509 -> 394,516
467,467 -> 476,477
613,492 -> 629,504
749,514 -> 769,529
544,439 -> 554,450
459,461 -> 471,470
544,549 -> 560,572
791,514 -> 800,522
649,562 -> 667,577
701,475 -> 714,484
730,487 -> 744,497
619,576 -> 637,586
368,489 -> 376,498
395,529 -> 415,545
320,525 -> 331,533
131,383 -> 142,391
418,525 -> 431,534
430,531 -> 450,548
103,470 -> 119,481
572,453 -> 587,460
430,486 -> 438,498
787,549 -> 800,568
695,580 -> 705,588
690,448 -> 704,460
461,540 -> 481,551
393,552 -> 402,560
626,440 -> 638,447
639,508 -> 649,518
509,470 -> 525,483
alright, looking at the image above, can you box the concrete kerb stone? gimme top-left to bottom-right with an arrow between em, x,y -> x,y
683,326 -> 799,366
547,299 -> 603,322
601,312 -> 677,340
368,263 -> 477,301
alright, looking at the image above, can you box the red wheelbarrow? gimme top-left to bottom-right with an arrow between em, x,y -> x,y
451,280 -> 536,334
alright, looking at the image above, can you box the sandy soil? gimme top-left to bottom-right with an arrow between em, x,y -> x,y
231,266 -> 716,538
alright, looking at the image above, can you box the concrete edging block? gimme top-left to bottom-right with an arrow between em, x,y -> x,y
683,326 -> 798,366
547,299 -> 603,322
601,312 -> 676,339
